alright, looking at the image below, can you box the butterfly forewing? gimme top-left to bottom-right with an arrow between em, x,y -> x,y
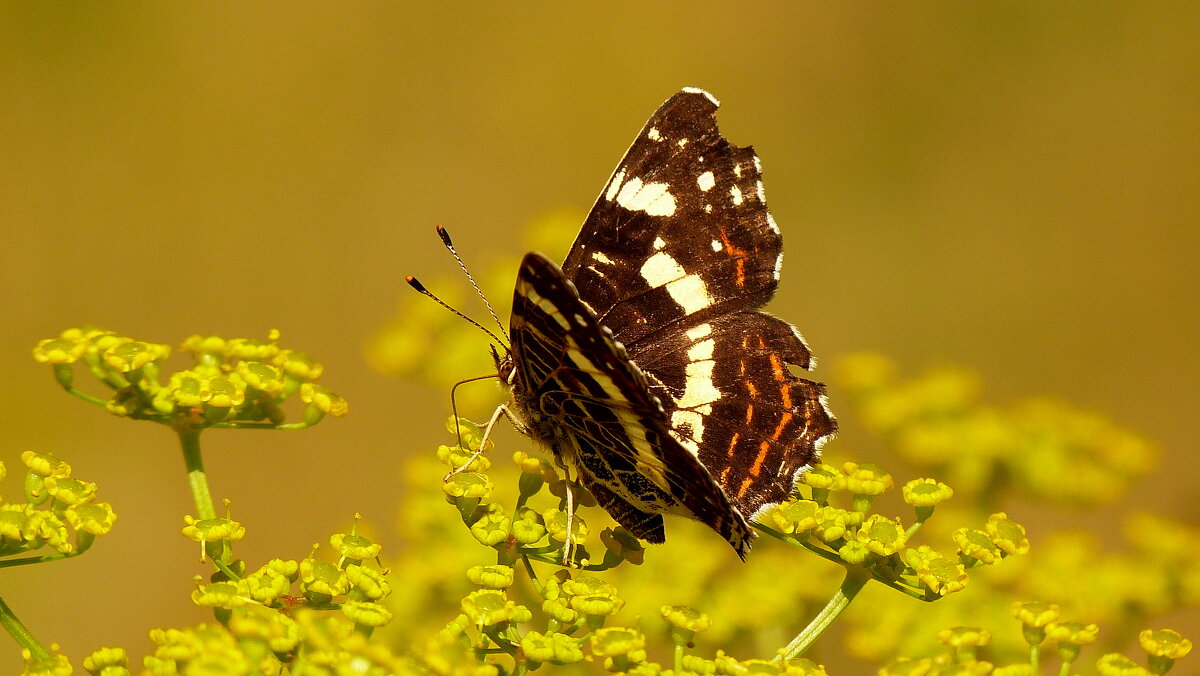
561,89 -> 784,350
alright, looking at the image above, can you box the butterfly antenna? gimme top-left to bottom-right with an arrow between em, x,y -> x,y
405,275 -> 507,348
435,225 -> 510,341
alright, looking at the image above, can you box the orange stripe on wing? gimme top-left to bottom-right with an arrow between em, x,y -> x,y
737,476 -> 753,498
738,440 -> 772,498
772,411 -> 794,440
719,226 -> 749,289
769,353 -> 786,381
749,440 -> 770,477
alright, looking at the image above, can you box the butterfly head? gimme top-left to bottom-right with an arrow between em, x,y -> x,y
492,344 -> 517,386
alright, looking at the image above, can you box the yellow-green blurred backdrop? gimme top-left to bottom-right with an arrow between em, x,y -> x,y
1,3 -> 1196,670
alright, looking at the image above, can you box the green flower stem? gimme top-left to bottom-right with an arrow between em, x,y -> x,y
0,593 -> 49,661
212,557 -> 242,581
83,356 -> 126,390
519,556 -> 545,596
674,641 -> 684,672
177,427 -> 217,520
211,421 -> 313,430
60,383 -> 109,407
0,552 -> 79,569
753,524 -> 845,566
862,573 -> 932,601
776,567 -> 871,661
1058,659 -> 1070,676
1030,643 -> 1040,673
906,506 -> 933,539
481,628 -> 515,657
522,546 -> 564,562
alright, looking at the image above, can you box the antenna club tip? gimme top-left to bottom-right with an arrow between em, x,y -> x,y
405,276 -> 427,292
436,224 -> 454,247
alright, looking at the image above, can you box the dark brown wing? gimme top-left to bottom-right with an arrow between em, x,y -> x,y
508,251 -> 753,558
559,88 -> 836,522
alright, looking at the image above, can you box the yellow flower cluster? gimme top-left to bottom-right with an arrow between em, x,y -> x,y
0,452 -> 117,564
877,606 -> 1191,675
32,327 -> 345,430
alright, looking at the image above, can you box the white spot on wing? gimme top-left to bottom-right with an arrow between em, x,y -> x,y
756,180 -> 766,203
730,185 -> 743,206
615,177 -> 643,207
605,169 -> 626,202
753,155 -> 762,173
677,138 -> 688,148
667,275 -> 711,314
639,252 -> 712,314
766,213 -> 780,234
653,236 -> 666,250
640,251 -> 685,287
670,410 -> 703,455
711,239 -> 722,252
773,251 -> 784,280
734,164 -> 742,178
648,127 -> 662,141
704,204 -> 713,214
615,177 -> 676,217
676,345 -> 720,408
687,338 -> 715,361
686,323 -> 712,341
592,251 -> 614,265
697,171 -> 715,192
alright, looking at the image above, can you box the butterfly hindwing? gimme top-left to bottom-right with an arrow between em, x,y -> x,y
629,311 -> 834,518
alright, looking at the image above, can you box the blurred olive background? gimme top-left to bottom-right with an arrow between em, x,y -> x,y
1,3 -> 1197,669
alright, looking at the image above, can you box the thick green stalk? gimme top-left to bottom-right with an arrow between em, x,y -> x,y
177,427 -> 216,520
0,594 -> 49,660
776,567 -> 871,662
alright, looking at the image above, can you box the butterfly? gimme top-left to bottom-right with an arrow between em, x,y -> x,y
482,88 -> 837,560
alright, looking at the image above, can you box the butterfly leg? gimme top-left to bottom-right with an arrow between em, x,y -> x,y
562,477 -> 579,566
545,452 -> 583,567
443,402 -> 527,481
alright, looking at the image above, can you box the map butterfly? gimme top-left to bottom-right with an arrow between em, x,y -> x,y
437,88 -> 836,560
